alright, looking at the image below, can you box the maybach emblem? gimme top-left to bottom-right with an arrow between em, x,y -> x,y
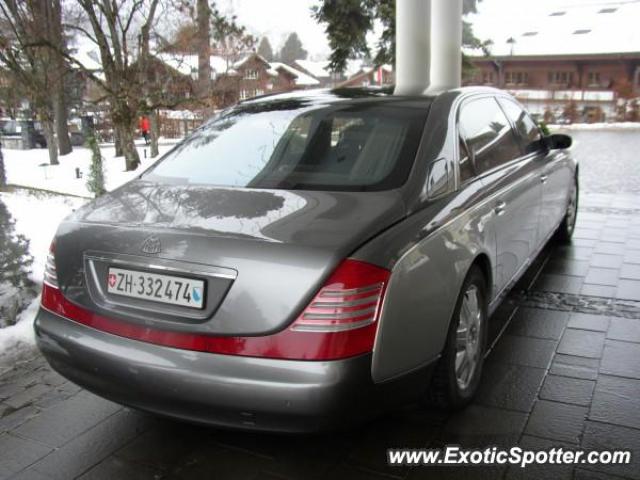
141,235 -> 161,254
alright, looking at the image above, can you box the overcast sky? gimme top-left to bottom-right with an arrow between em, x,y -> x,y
215,0 -> 630,60
216,0 -> 329,60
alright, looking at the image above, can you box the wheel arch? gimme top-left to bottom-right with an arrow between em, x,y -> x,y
471,253 -> 493,302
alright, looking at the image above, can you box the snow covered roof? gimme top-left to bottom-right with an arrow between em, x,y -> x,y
155,53 -> 237,78
71,48 -> 102,72
294,59 -> 333,78
154,53 -> 320,87
67,40 -> 105,80
346,64 -> 393,78
469,0 -> 640,58
234,54 -> 269,69
344,59 -> 368,77
269,62 -> 321,86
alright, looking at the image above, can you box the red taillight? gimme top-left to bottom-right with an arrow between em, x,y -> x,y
40,259 -> 390,361
292,259 -> 389,332
43,241 -> 58,288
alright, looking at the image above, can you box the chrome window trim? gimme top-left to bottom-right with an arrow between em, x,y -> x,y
496,97 -> 546,155
453,93 -> 541,190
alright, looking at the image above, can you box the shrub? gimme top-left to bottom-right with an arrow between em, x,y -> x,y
0,199 -> 33,289
86,132 -> 106,197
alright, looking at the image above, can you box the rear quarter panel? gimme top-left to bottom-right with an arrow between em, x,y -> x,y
352,185 -> 496,383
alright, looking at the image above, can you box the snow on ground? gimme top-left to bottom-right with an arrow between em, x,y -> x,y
0,190 -> 86,366
1,138 -> 181,363
4,139 -> 180,198
0,299 -> 41,367
1,190 -> 87,284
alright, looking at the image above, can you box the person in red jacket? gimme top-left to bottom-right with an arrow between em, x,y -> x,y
139,116 -> 150,145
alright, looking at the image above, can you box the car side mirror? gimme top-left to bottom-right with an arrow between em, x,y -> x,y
545,133 -> 572,150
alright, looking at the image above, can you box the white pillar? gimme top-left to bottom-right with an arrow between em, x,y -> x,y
428,0 -> 463,92
394,0 -> 431,95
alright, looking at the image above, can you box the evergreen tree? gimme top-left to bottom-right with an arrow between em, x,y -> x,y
0,142 -> 6,188
0,199 -> 33,289
257,37 -> 274,61
312,0 -> 488,73
279,33 -> 308,64
86,133 -> 106,197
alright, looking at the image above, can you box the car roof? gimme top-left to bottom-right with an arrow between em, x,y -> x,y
239,87 -> 434,110
238,85 -> 509,111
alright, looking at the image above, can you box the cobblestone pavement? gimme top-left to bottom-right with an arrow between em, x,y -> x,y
2,130 -> 640,479
568,130 -> 640,195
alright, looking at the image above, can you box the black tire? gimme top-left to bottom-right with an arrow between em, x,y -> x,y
429,265 -> 488,410
556,177 -> 579,243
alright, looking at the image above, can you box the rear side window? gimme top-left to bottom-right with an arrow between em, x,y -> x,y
145,102 -> 428,191
458,97 -> 522,175
497,98 -> 543,154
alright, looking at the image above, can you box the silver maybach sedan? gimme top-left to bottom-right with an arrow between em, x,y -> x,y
36,87 -> 577,432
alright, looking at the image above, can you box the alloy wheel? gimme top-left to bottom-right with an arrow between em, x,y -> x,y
566,183 -> 578,235
455,285 -> 483,390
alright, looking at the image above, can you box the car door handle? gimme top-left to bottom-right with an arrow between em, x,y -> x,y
494,201 -> 507,216
540,174 -> 549,184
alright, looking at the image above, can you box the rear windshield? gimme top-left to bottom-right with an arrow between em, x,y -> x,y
144,100 -> 428,191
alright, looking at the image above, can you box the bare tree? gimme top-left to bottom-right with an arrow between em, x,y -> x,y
196,0 -> 211,98
0,141 -> 6,188
211,5 -> 256,68
50,0 -> 72,156
0,0 -> 60,165
140,0 -> 161,157
162,1 -> 253,110
70,0 -> 161,171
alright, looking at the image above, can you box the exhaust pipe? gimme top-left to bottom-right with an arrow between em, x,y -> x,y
394,0 -> 463,95
394,0 -> 431,95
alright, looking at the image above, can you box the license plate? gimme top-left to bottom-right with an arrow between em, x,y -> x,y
107,267 -> 205,309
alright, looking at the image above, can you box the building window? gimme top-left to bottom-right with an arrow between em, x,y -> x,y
482,72 -> 494,85
587,72 -> 601,87
505,71 -> 528,86
548,71 -> 573,86
255,89 -> 264,96
244,70 -> 258,80
239,89 -> 249,100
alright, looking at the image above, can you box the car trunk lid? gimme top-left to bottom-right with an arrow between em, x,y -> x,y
53,181 -> 405,336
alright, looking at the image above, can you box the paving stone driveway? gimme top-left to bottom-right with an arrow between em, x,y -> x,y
2,130 -> 640,480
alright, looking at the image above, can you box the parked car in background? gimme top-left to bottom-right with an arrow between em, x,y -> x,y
70,131 -> 86,147
35,87 -> 577,432
0,118 -> 47,148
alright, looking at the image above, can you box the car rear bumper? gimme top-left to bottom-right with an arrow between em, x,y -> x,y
35,308 -> 422,433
